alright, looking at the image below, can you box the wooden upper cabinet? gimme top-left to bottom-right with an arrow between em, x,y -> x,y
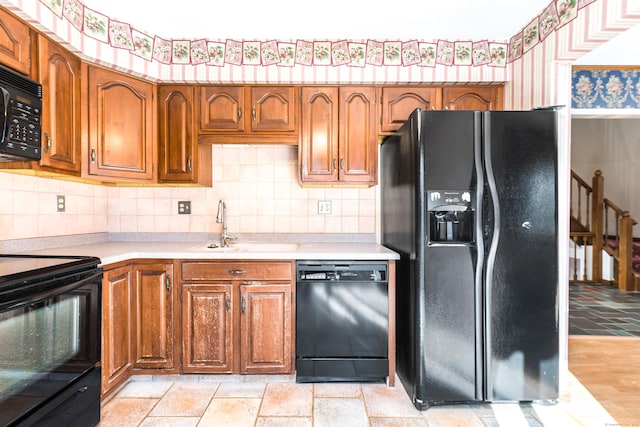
0,7 -> 31,75
299,86 -> 339,183
339,86 -> 377,184
442,86 -> 503,111
85,65 -> 156,182
37,35 -> 81,174
300,86 -> 377,185
379,87 -> 439,133
198,86 -> 299,144
158,85 -> 211,185
133,262 -> 176,371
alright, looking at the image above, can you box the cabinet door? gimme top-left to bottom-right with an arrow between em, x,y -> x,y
299,86 -> 339,183
182,284 -> 234,373
102,265 -> 134,396
339,86 -> 377,184
0,8 -> 31,75
380,87 -> 439,133
133,262 -> 175,370
250,86 -> 298,133
198,86 -> 244,132
442,86 -> 503,111
87,66 -> 156,181
37,35 -> 81,173
158,85 -> 196,183
240,284 -> 292,374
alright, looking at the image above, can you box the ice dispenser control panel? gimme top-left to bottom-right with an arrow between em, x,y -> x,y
427,190 -> 474,243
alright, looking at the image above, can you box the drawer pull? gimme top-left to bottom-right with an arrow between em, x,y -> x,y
228,269 -> 246,275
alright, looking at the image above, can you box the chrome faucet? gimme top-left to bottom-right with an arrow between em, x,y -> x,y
216,200 -> 236,247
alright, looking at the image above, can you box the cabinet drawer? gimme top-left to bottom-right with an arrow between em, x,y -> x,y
181,261 -> 293,281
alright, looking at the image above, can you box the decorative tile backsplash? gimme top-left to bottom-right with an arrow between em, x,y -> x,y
572,69 -> 640,109
0,146 -> 377,241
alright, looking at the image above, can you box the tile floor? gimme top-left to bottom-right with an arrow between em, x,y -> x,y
99,372 -> 616,427
569,283 -> 640,336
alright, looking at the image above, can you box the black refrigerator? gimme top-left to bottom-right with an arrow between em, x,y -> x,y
380,109 -> 559,410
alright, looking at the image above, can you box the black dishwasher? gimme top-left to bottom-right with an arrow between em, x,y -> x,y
295,261 -> 388,382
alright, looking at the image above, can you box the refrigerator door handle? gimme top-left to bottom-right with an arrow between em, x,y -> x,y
482,113 -> 501,399
473,111 -> 485,401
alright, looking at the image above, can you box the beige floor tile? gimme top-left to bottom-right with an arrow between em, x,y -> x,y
149,382 -> 218,417
215,381 -> 266,398
313,383 -> 362,398
255,417 -> 313,427
314,397 -> 369,427
115,381 -> 174,398
98,397 -> 158,427
421,405 -> 485,427
138,416 -> 200,427
362,383 -> 421,418
259,383 -> 313,417
369,417 -> 428,427
199,398 -> 261,427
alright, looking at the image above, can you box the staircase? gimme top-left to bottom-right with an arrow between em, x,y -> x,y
570,170 -> 639,291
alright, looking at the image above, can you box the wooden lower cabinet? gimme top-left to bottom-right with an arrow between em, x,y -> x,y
182,283 -> 234,373
180,260 -> 294,374
132,261 -> 176,371
240,283 -> 292,373
101,264 -> 135,396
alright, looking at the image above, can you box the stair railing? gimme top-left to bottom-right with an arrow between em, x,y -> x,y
603,198 -> 638,291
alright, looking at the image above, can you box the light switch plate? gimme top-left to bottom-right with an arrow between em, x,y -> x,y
318,200 -> 332,214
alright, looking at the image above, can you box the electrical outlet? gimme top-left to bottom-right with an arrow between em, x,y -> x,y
318,200 -> 332,215
178,201 -> 191,214
56,195 -> 65,212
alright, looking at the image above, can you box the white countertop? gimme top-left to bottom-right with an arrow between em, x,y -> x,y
27,240 -> 400,266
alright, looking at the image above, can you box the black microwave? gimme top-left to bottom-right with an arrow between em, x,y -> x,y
0,64 -> 42,162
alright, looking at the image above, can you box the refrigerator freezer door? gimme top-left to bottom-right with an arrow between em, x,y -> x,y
483,111 -> 559,402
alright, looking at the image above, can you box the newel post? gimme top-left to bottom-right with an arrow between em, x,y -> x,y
618,211 -> 634,291
591,170 -> 604,282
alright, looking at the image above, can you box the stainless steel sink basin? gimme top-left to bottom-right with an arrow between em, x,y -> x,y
188,242 -> 299,253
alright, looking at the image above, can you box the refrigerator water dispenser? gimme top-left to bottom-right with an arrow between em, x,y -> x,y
427,190 -> 474,243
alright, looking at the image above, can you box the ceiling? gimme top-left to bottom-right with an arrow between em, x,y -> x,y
81,0 -> 552,41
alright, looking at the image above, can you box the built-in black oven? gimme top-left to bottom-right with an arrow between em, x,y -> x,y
0,255 -> 102,427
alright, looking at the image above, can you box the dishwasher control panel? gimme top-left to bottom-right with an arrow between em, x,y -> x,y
297,261 -> 387,282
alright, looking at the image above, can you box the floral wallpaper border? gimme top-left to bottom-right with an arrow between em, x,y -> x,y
42,0 -> 595,68
572,69 -> 640,108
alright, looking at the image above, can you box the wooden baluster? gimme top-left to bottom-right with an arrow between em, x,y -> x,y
618,211 -> 634,291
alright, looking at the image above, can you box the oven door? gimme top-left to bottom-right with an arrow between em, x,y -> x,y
0,270 -> 101,427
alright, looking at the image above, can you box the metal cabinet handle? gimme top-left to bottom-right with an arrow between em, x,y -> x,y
340,158 -> 344,170
241,296 -> 246,314
44,132 -> 51,153
225,295 -> 231,312
228,269 -> 246,275
165,274 -> 171,291
251,106 -> 256,121
332,158 -> 337,171
237,107 -> 242,120
90,148 -> 96,163
186,155 -> 192,172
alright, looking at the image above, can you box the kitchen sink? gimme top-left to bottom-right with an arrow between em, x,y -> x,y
188,242 -> 299,253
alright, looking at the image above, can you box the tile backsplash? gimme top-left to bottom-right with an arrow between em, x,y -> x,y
0,145 -> 377,241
